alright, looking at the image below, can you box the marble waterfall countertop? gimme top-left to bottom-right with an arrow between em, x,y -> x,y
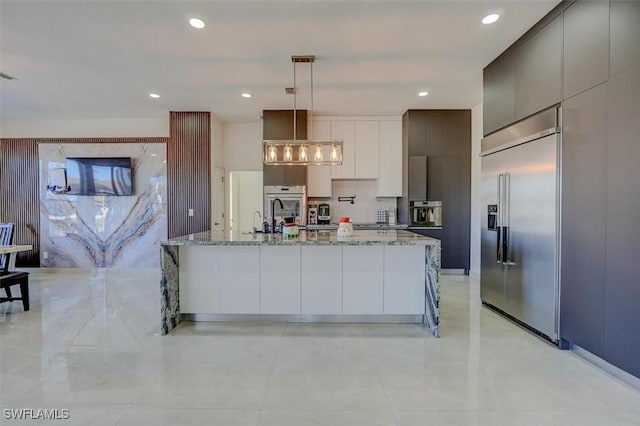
162,229 -> 439,246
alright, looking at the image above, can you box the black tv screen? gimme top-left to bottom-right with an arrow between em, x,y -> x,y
66,157 -> 132,196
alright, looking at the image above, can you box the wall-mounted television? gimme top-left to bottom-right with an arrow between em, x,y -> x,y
66,157 -> 132,196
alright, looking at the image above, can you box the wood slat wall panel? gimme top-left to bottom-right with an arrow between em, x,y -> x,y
0,137 -> 169,266
168,112 -> 211,238
0,139 -> 40,266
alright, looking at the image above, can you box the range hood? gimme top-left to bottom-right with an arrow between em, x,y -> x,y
263,55 -> 343,166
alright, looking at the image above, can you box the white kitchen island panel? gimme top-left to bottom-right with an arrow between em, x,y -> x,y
383,245 -> 426,314
219,246 -> 260,314
160,230 -> 440,336
179,246 -> 220,313
260,246 -> 301,314
342,245 -> 384,314
301,246 -> 343,314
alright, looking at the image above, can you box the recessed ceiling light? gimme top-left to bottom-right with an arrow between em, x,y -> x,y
418,91 -> 429,97
149,93 -> 160,99
241,93 -> 252,98
189,18 -> 205,29
482,14 -> 500,25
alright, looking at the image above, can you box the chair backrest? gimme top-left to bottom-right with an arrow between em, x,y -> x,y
0,223 -> 15,272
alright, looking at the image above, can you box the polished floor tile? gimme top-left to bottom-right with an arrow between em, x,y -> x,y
1,268 -> 639,425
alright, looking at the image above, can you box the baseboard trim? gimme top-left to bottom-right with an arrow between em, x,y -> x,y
182,314 -> 424,324
571,344 -> 640,391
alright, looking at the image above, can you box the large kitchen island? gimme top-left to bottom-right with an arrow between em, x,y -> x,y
160,230 -> 440,336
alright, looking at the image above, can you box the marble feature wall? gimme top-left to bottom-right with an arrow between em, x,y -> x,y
39,143 -> 167,268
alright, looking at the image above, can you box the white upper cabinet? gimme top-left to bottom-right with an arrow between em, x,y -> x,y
330,120 -> 356,179
306,117 -> 401,190
307,120 -> 333,197
355,121 -> 380,179
376,120 -> 402,197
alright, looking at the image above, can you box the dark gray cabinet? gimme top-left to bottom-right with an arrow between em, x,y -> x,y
408,155 -> 427,200
563,0 -> 610,100
483,52 -> 515,135
403,110 -> 471,271
605,67 -> 640,378
426,157 -> 443,201
263,110 -> 307,186
560,83 -> 607,359
408,111 -> 428,156
442,156 -> 470,271
610,0 -> 640,78
514,15 -> 563,121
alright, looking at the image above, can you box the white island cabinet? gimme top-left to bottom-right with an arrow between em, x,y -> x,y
219,246 -> 260,314
161,230 -> 440,337
260,246 -> 301,314
343,246 -> 384,314
302,246 -> 342,314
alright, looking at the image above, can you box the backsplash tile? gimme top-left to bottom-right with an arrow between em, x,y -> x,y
310,180 -> 397,223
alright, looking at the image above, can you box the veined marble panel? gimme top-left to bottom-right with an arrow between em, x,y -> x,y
39,143 -> 167,268
424,243 -> 441,337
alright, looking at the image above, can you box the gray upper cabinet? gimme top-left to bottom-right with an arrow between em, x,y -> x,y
408,111 -> 427,156
610,0 -> 640,78
483,52 -> 515,135
514,15 -> 563,121
563,0 -> 610,100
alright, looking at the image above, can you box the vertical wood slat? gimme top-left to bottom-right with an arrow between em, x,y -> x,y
0,139 -> 40,266
168,112 -> 211,238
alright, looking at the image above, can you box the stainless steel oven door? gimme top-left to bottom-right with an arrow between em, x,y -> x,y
264,186 -> 307,226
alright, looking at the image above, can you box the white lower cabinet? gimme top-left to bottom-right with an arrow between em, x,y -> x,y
219,246 -> 260,314
301,246 -> 343,314
260,246 -> 301,314
342,246 -> 384,314
179,246 -> 220,313
383,245 -> 425,314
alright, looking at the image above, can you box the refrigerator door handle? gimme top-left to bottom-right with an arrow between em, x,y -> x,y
497,174 -> 504,264
503,173 -> 514,265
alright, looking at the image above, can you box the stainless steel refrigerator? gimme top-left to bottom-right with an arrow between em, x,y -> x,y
480,108 -> 560,343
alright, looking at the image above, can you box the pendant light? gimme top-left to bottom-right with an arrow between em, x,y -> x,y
263,55 -> 343,166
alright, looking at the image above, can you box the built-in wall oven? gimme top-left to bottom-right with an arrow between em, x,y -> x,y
264,185 -> 307,227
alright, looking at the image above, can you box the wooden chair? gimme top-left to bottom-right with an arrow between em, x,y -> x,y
0,223 -> 30,311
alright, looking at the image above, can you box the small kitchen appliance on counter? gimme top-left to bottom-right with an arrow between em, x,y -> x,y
307,204 -> 318,225
337,217 -> 354,237
318,203 -> 330,225
376,208 -> 389,224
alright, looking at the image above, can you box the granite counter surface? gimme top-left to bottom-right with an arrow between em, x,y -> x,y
162,229 -> 439,246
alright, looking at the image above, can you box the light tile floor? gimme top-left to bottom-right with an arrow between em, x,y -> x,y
1,269 -> 639,425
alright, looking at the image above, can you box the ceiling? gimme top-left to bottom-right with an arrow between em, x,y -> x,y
0,0 -> 559,122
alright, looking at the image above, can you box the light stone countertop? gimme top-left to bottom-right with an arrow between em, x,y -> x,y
162,229 -> 439,246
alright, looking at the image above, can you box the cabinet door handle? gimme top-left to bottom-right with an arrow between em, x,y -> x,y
497,173 -> 504,264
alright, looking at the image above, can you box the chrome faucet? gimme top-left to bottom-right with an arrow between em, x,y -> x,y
251,211 -> 262,234
271,198 -> 284,233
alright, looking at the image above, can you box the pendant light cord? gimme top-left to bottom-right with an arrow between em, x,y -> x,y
293,60 -> 297,141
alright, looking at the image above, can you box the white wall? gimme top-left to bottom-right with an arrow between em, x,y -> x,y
223,121 -> 262,172
211,114 -> 224,168
0,118 -> 168,138
470,102 -> 483,277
